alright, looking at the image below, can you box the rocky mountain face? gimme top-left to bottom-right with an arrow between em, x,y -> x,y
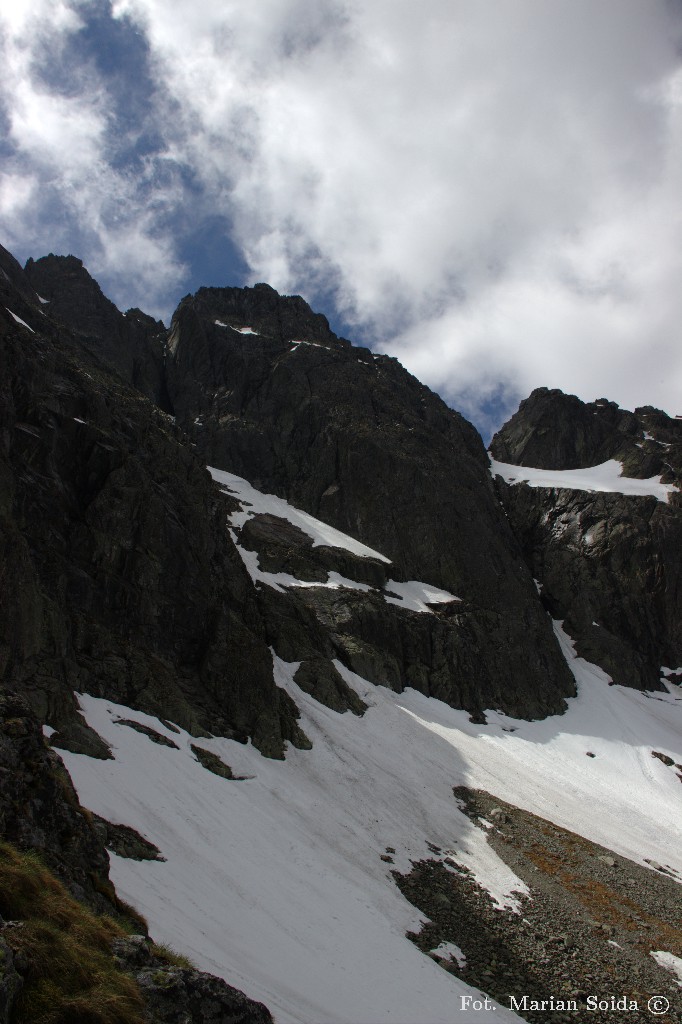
1,245 -> 282,1022
490,388 -> 682,691
4,252 -> 580,729
4,247 -> 678,742
0,691 -> 112,912
164,284 -> 576,719
490,387 -> 681,486
1,242 -> 680,1022
24,254 -> 168,407
1,246 -> 310,763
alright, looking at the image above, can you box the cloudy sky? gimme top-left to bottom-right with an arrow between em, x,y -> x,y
1,0 -> 681,437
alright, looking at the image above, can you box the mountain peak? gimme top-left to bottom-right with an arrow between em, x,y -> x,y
490,386 -> 681,483
171,281 -> 349,353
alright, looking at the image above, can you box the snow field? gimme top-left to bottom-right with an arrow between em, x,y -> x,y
214,321 -> 260,335
489,457 -> 677,503
59,621 -> 681,1023
61,682 -> 522,1023
210,467 -> 461,613
5,307 -> 34,332
209,466 -> 391,562
57,471 -> 681,1023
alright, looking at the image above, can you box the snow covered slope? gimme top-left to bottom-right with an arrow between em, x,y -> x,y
58,484 -> 682,1024
209,466 -> 461,612
59,632 -> 682,1022
61,684 -> 523,1024
209,466 -> 391,561
489,458 -> 677,503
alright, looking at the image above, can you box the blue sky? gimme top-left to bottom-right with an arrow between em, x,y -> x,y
2,0 -> 682,439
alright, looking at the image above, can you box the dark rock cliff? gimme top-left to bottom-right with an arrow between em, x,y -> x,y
490,386 -> 682,486
0,692 -> 112,912
490,388 -> 682,690
1,246 -> 304,760
24,254 -> 169,407
9,249 -> 676,731
161,285 -> 576,719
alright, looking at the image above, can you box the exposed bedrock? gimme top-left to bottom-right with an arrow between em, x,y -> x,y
1,249 -> 303,759
490,388 -> 682,690
163,285 -> 576,718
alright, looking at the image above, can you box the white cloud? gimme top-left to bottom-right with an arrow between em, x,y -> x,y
2,0 -> 682,426
0,0 -> 81,35
0,0 -> 187,318
0,173 -> 36,221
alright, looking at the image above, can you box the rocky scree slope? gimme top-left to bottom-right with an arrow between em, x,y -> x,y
490,388 -> 682,692
400,787 -> 682,1024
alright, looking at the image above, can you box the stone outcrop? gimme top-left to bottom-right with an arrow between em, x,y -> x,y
0,692 -> 113,912
112,935 -> 273,1024
490,386 -> 681,487
162,285 -> 576,719
24,253 -> 168,406
92,815 -> 166,861
0,837 -> 272,1024
490,389 -> 682,689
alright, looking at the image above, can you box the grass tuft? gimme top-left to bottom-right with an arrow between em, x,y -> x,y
89,872 -> 149,934
152,942 -> 195,969
0,841 -> 146,1024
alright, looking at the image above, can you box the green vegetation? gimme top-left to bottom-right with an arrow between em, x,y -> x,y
152,942 -> 194,969
0,842 -> 146,1024
89,872 -> 149,935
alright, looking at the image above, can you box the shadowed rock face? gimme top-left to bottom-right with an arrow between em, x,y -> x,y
0,248 -> 305,760
24,253 -> 169,407
490,388 -> 682,690
162,285 -> 576,720
0,693 -> 113,911
490,386 -> 682,487
0,245 -> 39,306
10,248 -> 674,725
